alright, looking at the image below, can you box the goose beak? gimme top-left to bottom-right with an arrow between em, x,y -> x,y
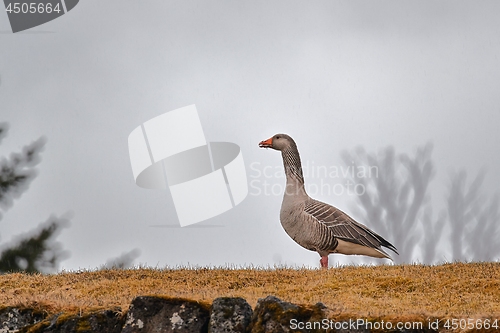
259,137 -> 273,148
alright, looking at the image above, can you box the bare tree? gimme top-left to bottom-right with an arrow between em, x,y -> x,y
474,194 -> 500,261
342,144 -> 499,265
448,171 -> 500,262
341,144 -> 435,264
420,206 -> 446,264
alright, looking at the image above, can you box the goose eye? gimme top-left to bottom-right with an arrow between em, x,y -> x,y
276,136 -> 280,139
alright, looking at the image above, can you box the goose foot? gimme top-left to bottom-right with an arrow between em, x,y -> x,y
320,256 -> 328,269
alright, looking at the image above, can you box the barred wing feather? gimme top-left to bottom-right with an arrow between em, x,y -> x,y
303,200 -> 398,255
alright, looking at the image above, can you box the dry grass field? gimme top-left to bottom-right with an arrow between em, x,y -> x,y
0,262 -> 499,324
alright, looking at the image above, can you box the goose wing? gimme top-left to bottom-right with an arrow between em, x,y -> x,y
303,199 -> 398,256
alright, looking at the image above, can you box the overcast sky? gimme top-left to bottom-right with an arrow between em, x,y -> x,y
1,1 -> 499,270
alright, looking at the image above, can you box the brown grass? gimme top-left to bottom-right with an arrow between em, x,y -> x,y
0,262 -> 499,323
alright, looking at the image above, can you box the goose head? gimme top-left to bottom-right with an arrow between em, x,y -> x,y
259,134 -> 295,151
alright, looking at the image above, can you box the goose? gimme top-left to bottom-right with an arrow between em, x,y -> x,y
259,134 -> 398,268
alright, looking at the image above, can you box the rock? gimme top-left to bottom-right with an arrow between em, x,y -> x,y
248,296 -> 327,333
19,309 -> 124,333
121,296 -> 210,333
85,310 -> 125,333
209,297 -> 252,333
0,307 -> 45,332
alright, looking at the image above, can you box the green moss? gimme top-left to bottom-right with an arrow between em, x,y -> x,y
75,317 -> 92,332
55,312 -> 74,324
147,294 -> 212,311
250,296 -> 326,333
19,310 -> 124,333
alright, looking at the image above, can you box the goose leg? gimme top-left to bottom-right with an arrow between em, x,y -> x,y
320,256 -> 328,269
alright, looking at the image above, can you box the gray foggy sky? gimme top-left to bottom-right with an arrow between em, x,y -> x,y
1,1 -> 499,270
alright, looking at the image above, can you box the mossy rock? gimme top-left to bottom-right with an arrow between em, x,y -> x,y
248,295 -> 327,333
19,309 -> 124,333
0,306 -> 46,332
209,297 -> 252,333
121,296 -> 210,333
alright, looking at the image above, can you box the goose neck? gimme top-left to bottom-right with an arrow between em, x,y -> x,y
281,145 -> 306,195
